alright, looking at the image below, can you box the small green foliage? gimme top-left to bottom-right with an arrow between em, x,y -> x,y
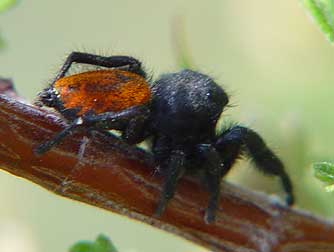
313,162 -> 334,191
69,234 -> 118,252
301,0 -> 334,43
0,0 -> 17,13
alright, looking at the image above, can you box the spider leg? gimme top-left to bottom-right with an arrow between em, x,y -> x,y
154,149 -> 186,217
54,51 -> 146,82
152,135 -> 172,166
34,118 -> 83,156
196,144 -> 224,224
35,105 -> 150,156
83,105 -> 151,144
215,125 -> 294,206
121,113 -> 151,144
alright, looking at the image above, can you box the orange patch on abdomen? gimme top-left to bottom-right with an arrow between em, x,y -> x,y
54,69 -> 151,115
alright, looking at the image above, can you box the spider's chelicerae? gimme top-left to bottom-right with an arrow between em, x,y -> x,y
35,52 -> 294,223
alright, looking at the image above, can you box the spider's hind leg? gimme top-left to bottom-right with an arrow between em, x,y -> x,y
54,52 -> 146,82
34,118 -> 84,156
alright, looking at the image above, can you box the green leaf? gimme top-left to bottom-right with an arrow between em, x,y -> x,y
313,162 -> 334,184
301,0 -> 334,43
0,0 -> 17,13
69,242 -> 94,252
69,234 -> 118,252
94,234 -> 118,252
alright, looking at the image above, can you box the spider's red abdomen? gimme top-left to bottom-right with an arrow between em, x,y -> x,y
54,69 -> 151,115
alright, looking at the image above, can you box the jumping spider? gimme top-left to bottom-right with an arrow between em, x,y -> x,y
35,52 -> 294,223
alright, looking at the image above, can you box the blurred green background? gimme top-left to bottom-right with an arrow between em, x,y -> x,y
0,0 -> 334,251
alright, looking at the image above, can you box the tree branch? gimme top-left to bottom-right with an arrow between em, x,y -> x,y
0,79 -> 334,252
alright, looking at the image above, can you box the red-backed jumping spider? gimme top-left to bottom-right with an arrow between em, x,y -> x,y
35,52 -> 294,223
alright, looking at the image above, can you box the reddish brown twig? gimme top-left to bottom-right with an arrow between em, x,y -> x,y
0,80 -> 334,252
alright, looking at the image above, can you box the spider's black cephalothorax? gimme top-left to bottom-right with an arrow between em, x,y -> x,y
35,52 -> 294,223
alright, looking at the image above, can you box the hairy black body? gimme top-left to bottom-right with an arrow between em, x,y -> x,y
35,52 -> 294,223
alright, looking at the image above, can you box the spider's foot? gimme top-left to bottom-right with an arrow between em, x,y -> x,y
285,193 -> 295,206
204,206 -> 217,224
34,141 -> 54,156
153,197 -> 168,218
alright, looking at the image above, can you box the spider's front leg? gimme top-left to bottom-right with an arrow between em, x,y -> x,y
215,125 -> 294,205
